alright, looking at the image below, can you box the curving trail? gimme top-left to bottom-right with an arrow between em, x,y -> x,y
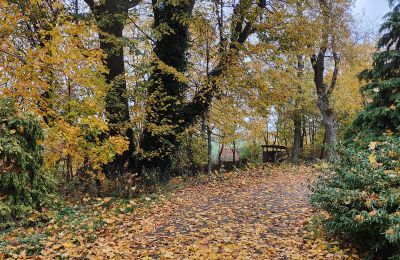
37,166 -> 359,259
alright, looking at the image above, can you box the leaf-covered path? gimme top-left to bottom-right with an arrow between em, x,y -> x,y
40,166 -> 357,259
130,166 -> 314,259
3,166 -> 359,259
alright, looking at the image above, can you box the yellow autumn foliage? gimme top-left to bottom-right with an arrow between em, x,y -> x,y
0,0 -> 128,177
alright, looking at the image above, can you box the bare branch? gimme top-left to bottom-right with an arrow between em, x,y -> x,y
127,0 -> 141,9
83,0 -> 95,10
132,20 -> 155,43
311,48 -> 327,95
328,51 -> 340,94
237,22 -> 253,44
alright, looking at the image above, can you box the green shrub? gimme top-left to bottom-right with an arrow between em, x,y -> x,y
312,136 -> 400,257
0,98 -> 54,222
239,143 -> 262,164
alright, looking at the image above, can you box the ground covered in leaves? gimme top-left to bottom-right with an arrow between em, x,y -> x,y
1,165 -> 360,259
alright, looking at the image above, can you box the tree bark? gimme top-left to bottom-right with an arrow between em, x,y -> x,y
309,0 -> 340,162
292,116 -> 302,162
311,49 -> 340,161
292,55 -> 304,162
301,125 -> 306,148
207,125 -> 212,174
317,95 -> 338,160
218,144 -> 224,171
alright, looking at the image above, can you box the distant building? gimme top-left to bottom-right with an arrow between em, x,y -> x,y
220,146 -> 240,162
211,141 -> 243,162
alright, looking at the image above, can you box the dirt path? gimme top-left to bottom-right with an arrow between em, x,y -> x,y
32,166 -> 358,259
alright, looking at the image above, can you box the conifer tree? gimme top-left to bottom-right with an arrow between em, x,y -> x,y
0,98 -> 54,221
351,4 -> 400,135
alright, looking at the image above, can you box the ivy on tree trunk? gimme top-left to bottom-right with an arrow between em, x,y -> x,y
85,0 -> 140,176
140,0 -> 195,173
140,0 -> 267,174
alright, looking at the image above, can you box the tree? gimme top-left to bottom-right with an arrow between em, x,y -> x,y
351,9 -> 400,134
139,0 -> 270,173
185,0 -> 268,121
83,0 -> 141,175
292,55 -> 305,162
139,0 -> 195,173
310,0 -> 351,161
0,0 -> 127,182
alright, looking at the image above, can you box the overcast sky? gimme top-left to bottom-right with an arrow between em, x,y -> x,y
354,0 -> 391,26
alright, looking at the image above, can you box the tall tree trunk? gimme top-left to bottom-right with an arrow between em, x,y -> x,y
139,0 -> 195,174
318,95 -> 338,160
311,50 -> 340,161
301,125 -> 306,148
310,119 -> 316,145
310,0 -> 340,162
207,124 -> 212,174
320,130 -> 327,159
292,116 -> 302,162
97,2 -> 130,176
85,0 -> 140,176
292,55 -> 304,162
205,24 -> 212,175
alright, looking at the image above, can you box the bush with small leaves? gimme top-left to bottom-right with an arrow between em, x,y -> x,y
312,136 -> 400,257
0,98 -> 54,222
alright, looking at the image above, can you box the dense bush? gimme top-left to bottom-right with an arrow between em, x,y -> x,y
312,4 -> 400,258
312,136 -> 400,257
0,98 -> 54,222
